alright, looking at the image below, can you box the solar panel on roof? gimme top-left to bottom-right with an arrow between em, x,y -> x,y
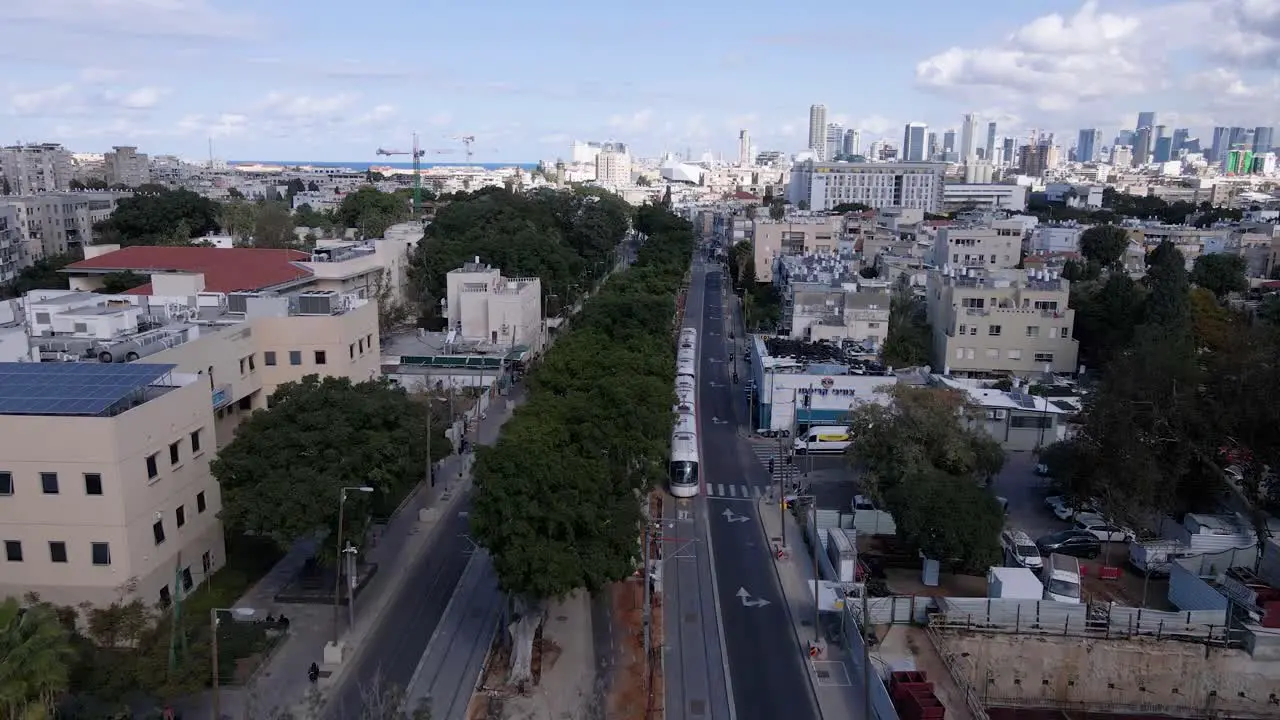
0,362 -> 178,417
1007,391 -> 1039,410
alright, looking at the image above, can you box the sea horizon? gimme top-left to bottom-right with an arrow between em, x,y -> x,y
229,160 -> 537,171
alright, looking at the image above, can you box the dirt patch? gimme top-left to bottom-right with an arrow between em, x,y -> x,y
606,577 -> 663,720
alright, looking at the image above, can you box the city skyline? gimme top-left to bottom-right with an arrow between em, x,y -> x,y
1,0 -> 1278,161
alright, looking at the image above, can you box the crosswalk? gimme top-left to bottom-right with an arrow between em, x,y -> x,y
705,483 -> 767,500
749,441 -> 800,487
703,442 -> 800,499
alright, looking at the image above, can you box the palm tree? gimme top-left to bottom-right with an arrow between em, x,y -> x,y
0,597 -> 76,719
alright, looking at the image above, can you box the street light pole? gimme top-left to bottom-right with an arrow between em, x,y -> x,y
332,486 -> 374,642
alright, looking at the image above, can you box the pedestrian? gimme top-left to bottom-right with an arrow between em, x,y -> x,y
308,662 -> 320,684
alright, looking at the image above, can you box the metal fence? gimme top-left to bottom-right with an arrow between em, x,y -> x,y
932,597 -> 1234,645
841,604 -> 901,720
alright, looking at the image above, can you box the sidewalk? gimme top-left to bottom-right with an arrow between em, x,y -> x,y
757,496 -> 869,720
179,388 -> 524,719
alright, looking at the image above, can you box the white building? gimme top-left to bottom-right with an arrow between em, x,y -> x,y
104,146 -> 151,188
931,224 -> 1022,270
0,143 -> 74,194
444,259 -> 544,353
571,141 -> 603,165
595,143 -> 632,187
942,184 -> 1028,212
0,205 -> 20,284
1028,225 -> 1083,254
787,160 -> 945,212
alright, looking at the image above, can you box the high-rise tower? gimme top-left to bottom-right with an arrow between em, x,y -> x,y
808,105 -> 827,158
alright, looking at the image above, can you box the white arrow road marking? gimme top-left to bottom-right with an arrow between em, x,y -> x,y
713,416 -> 728,424
736,587 -> 771,607
721,508 -> 749,523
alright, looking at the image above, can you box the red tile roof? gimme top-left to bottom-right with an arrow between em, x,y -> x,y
731,191 -> 759,201
66,246 -> 313,295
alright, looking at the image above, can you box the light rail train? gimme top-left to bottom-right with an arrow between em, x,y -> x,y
670,326 -> 701,497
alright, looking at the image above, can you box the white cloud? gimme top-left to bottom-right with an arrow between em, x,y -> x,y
10,84 -> 77,116
608,109 -> 654,134
80,67 -> 123,83
116,86 -> 165,110
258,92 -> 358,119
538,133 -> 570,145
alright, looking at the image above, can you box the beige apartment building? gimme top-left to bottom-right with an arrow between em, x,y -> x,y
445,260 -> 543,352
931,222 -> 1023,270
0,273 -> 380,610
926,268 -> 1079,376
104,146 -> 151,188
0,191 -> 123,260
751,215 -> 846,282
0,143 -> 74,194
0,205 -> 19,284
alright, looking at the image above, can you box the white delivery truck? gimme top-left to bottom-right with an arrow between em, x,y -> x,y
987,567 -> 1043,600
1041,553 -> 1083,604
793,425 -> 852,454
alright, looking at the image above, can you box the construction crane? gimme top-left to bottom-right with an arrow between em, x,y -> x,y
376,132 -> 425,217
455,135 -> 476,165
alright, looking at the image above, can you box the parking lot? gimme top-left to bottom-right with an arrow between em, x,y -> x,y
991,451 -> 1063,539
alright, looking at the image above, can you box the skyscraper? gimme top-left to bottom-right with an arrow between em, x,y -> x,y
959,113 -> 978,161
902,122 -> 928,162
808,105 -> 827,158
927,131 -> 939,160
826,123 -> 844,160
942,130 -> 957,154
1210,126 -> 1231,163
985,122 -> 997,162
738,129 -> 751,166
1254,127 -> 1274,156
1153,136 -> 1173,164
1076,129 -> 1101,163
1171,128 -> 1189,153
1136,112 -> 1156,132
1134,127 -> 1153,165
1002,137 -> 1015,167
842,129 -> 857,157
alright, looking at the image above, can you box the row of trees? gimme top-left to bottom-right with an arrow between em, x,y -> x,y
407,187 -> 631,325
1046,235 -> 1280,533
1026,188 -> 1245,227
470,203 -> 692,683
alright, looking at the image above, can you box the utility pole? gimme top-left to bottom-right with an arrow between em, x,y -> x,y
811,499 -> 820,644
862,586 -> 872,720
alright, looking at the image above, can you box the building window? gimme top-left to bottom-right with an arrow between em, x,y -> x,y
41,472 -> 58,494
4,540 -> 22,562
158,585 -> 171,608
985,348 -> 999,359
239,358 -> 246,374
1034,352 -> 1055,363
91,542 -> 111,566
146,453 -> 158,480
49,541 -> 67,563
169,441 -> 181,465
359,338 -> 365,353
248,354 -> 256,371
350,343 -> 355,359
314,350 -> 327,365
1007,349 -> 1023,360
289,350 -> 302,366
153,520 -> 166,545
1060,326 -> 1070,338
176,504 -> 186,528
202,551 -> 212,573
84,473 -> 103,495
988,325 -> 1002,336
197,491 -> 207,513
190,429 -> 202,454
181,567 -> 194,592
1025,326 -> 1039,338
264,351 -> 277,366
0,472 -> 10,496
238,396 -> 251,411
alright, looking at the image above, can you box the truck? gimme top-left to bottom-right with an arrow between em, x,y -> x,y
987,566 -> 1043,600
1128,539 -> 1192,577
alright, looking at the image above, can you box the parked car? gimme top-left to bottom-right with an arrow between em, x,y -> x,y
1001,530 -> 1043,570
1035,529 -> 1102,559
1034,462 -> 1051,477
1072,513 -> 1136,543
1044,495 -> 1098,521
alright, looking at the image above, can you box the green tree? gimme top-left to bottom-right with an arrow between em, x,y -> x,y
880,275 -> 932,368
1078,225 -> 1130,268
831,202 -> 873,213
661,185 -> 672,208
0,254 -> 77,299
1143,241 -> 1191,331
83,178 -> 107,190
99,271 -> 148,294
218,199 -> 258,240
1190,252 -> 1248,299
0,596 -> 76,720
307,180 -> 320,192
768,200 -> 785,220
252,202 -> 298,249
1069,273 -> 1145,367
726,240 -> 753,289
69,179 -> 87,191
226,187 -> 245,200
336,187 -> 410,239
95,189 -> 221,246
210,376 -> 450,550
846,385 -> 1005,569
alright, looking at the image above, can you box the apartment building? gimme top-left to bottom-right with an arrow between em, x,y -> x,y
784,276 -> 890,345
931,223 -> 1022,270
926,267 -> 1079,376
104,146 -> 151,188
444,260 -> 544,352
0,205 -> 19,284
1028,225 -> 1084,254
0,275 -> 381,609
787,160 -> 946,213
0,191 -> 124,259
942,184 -> 1027,212
751,215 -> 846,282
0,143 -> 74,194
1125,224 -> 1227,270
594,143 -> 632,186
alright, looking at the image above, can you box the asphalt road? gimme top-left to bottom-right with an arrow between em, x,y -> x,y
323,497 -> 474,719
696,262 -> 822,720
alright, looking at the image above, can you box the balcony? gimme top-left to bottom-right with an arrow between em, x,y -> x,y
212,383 -> 233,410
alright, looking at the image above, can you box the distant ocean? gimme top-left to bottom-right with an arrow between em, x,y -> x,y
229,160 -> 538,171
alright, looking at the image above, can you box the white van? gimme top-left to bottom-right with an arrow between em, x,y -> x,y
1041,553 -> 1082,604
793,425 -> 852,454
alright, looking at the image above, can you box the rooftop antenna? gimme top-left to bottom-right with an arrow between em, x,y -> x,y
207,137 -> 213,169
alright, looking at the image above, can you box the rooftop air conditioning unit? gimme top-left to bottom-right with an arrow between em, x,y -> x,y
227,292 -> 261,314
297,290 -> 339,316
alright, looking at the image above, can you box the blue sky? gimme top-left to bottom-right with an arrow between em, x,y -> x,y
2,0 -> 1278,162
